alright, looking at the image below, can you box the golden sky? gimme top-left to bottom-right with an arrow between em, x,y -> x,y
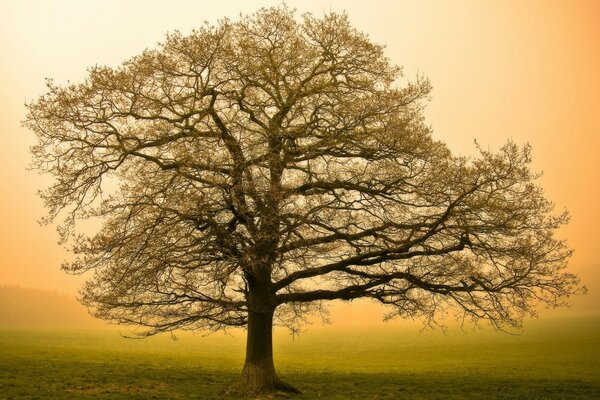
0,0 -> 598,317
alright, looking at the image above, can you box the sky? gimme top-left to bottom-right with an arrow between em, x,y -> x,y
0,0 -> 598,320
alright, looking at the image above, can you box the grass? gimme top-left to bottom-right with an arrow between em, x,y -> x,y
0,316 -> 599,399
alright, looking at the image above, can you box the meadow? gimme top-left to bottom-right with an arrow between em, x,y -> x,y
0,316 -> 599,399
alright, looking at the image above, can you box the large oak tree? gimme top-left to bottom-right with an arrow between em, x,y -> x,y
26,6 -> 581,395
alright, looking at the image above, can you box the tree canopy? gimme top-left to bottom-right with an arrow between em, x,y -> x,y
26,6 -> 581,395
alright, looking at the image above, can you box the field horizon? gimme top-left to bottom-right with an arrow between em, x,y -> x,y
1,308 -> 598,399
1,284 -> 596,332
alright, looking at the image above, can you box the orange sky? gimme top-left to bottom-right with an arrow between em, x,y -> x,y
0,0 -> 598,317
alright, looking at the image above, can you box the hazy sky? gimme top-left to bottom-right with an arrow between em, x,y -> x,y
0,0 -> 598,316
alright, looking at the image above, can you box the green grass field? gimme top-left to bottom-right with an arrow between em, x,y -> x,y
1,316 -> 599,399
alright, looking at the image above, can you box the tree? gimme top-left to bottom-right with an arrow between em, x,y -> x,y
26,6 -> 582,396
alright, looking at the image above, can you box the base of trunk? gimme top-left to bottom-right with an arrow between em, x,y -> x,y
226,366 -> 301,397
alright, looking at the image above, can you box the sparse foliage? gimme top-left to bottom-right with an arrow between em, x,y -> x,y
26,6 -> 581,395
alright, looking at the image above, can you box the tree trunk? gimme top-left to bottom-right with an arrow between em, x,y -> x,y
227,308 -> 300,396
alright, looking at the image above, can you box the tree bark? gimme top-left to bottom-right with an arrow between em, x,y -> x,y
227,308 -> 300,396
241,309 -> 277,390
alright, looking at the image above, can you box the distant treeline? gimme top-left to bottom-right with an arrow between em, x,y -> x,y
0,285 -> 107,328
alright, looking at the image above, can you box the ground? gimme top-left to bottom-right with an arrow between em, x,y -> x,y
0,316 -> 598,399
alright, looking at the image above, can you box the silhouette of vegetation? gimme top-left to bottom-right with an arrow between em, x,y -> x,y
25,5 -> 582,396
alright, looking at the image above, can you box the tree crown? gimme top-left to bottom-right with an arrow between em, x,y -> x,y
26,6 -> 581,335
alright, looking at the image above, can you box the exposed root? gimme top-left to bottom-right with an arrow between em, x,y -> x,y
274,379 -> 301,394
226,376 -> 301,398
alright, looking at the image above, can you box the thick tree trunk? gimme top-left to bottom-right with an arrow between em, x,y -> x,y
227,308 -> 300,396
239,310 -> 278,391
